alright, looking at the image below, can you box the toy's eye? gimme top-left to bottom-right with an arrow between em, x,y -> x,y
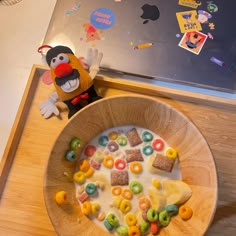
50,53 -> 69,69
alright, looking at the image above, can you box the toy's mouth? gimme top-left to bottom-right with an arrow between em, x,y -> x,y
55,69 -> 80,93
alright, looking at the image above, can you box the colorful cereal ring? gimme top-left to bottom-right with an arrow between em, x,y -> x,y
84,167 -> 95,178
150,221 -> 159,235
128,226 -> 140,236
108,131 -> 119,140
142,131 -> 154,142
108,141 -> 119,152
98,135 -> 109,146
130,162 -> 143,174
165,204 -> 178,216
179,205 -> 193,220
85,183 -> 97,195
147,208 -> 158,222
81,201 -> 92,215
103,155 -> 114,168
106,213 -> 119,227
116,225 -> 128,236
142,145 -> 154,156
104,218 -> 114,231
152,138 -> 164,151
165,147 -> 177,159
138,197 -> 151,211
115,159 -> 127,170
78,159 -> 90,172
159,210 -> 170,227
112,186 -> 122,196
84,145 -> 96,157
117,136 -> 128,146
139,221 -> 149,234
55,191 -> 67,205
73,171 -> 86,184
125,213 -> 137,226
121,188 -> 133,200
129,180 -> 143,194
119,200 -> 132,214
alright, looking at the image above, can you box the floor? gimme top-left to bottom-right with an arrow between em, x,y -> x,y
0,0 -> 56,160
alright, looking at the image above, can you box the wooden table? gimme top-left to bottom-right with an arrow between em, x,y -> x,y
0,65 -> 236,236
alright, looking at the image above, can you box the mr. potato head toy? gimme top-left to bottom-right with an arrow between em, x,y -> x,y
38,45 -> 103,119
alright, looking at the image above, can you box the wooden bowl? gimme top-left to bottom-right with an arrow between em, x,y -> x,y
44,94 -> 218,236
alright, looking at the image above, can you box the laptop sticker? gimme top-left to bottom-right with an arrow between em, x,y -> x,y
207,3 -> 218,13
197,10 -> 212,24
134,42 -> 154,50
208,22 -> 215,30
178,0 -> 201,9
178,31 -> 208,55
83,23 -> 103,42
90,8 -> 115,30
176,10 -> 202,33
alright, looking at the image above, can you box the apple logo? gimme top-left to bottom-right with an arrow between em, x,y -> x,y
141,4 -> 160,24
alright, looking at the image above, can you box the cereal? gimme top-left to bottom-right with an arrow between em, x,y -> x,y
147,208 -> 158,222
73,171 -> 86,184
103,155 -> 114,168
119,199 -> 132,214
78,192 -> 89,203
81,201 -> 92,215
115,159 -> 127,170
125,213 -> 137,226
78,159 -> 90,172
97,211 -> 106,221
91,201 -> 101,216
129,180 -> 143,194
141,131 -> 153,142
65,150 -> 76,162
117,136 -> 128,146
98,135 -> 109,146
108,141 -> 119,152
104,218 -> 114,231
179,205 -> 193,220
150,221 -> 159,235
108,131 -> 119,140
159,210 -> 170,227
111,170 -> 129,186
152,178 -> 161,189
152,138 -> 164,151
165,204 -> 179,216
125,149 -> 143,163
55,191 -> 67,205
142,145 -> 154,156
139,221 -> 150,234
112,186 -> 122,196
142,208 -> 149,221
128,225 -> 140,236
85,183 -> 97,195
126,128 -> 143,147
84,145 -> 96,157
116,225 -> 128,236
121,188 -> 133,200
90,159 -> 101,170
165,147 -> 177,159
70,137 -> 81,150
130,162 -> 143,174
138,197 -> 151,211
152,153 -> 175,172
84,167 -> 95,178
106,213 -> 119,227
113,196 -> 123,209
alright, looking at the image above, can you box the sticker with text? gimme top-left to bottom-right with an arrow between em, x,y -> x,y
178,31 -> 208,55
178,0 -> 201,9
176,10 -> 202,33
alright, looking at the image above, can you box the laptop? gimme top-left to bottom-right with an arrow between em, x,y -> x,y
43,0 -> 236,93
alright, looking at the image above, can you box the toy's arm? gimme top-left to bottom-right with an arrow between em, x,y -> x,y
39,91 -> 59,119
86,48 -> 103,79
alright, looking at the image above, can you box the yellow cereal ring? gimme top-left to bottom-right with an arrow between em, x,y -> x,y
81,201 -> 92,215
91,202 -> 101,216
165,147 -> 177,159
73,171 -> 86,184
125,213 -> 137,226
152,178 -> 161,189
179,205 -> 193,220
84,167 -> 95,178
138,197 -> 151,211
121,188 -> 133,200
130,162 -> 143,174
128,225 -> 141,236
55,191 -> 67,205
108,131 -> 119,140
103,155 -> 114,168
113,197 -> 123,209
120,199 -> 132,214
112,186 -> 122,196
78,159 -> 90,172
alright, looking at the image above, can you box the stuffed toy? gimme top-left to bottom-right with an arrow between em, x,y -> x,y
38,45 -> 103,119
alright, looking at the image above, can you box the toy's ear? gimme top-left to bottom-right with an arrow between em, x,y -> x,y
40,70 -> 53,85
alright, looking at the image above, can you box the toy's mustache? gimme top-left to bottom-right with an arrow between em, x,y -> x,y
55,69 -> 80,86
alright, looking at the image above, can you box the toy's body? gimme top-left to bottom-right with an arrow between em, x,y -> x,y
39,45 -> 103,118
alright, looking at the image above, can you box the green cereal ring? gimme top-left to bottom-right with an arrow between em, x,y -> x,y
106,213 -> 119,227
142,131 -> 153,142
65,150 -> 76,162
165,204 -> 178,216
117,136 -> 128,146
104,218 -> 114,231
139,221 -> 150,234
116,225 -> 128,236
98,135 -> 109,146
142,145 -> 154,156
85,183 -> 97,195
159,210 -> 170,227
129,180 -> 143,194
147,208 -> 159,222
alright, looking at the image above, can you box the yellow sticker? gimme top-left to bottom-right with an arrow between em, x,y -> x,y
178,0 -> 200,9
176,10 -> 202,33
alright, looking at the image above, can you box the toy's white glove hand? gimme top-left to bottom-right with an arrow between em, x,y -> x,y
39,92 -> 59,119
86,48 -> 103,79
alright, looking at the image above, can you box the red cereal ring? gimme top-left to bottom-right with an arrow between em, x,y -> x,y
84,145 -> 96,157
152,139 -> 164,151
115,159 -> 126,170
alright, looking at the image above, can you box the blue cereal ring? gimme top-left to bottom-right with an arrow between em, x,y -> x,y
142,131 -> 153,142
98,135 -> 109,146
142,145 -> 154,156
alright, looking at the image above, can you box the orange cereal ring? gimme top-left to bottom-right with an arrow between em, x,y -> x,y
78,159 -> 90,172
84,167 -> 95,178
112,186 -> 122,196
128,225 -> 140,236
125,213 -> 137,226
108,131 -> 119,140
121,188 -> 133,200
103,155 -> 114,168
81,201 -> 92,215
130,162 -> 143,174
138,197 -> 151,211
179,205 -> 193,220
73,171 -> 86,184
55,191 -> 67,205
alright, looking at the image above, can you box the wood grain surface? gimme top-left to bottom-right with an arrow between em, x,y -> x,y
0,65 -> 236,236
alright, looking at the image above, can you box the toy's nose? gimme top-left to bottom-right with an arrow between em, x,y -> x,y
55,63 -> 73,78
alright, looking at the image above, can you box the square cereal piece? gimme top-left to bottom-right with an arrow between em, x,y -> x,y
125,128 -> 143,147
125,149 -> 144,163
111,170 -> 129,186
152,154 -> 175,172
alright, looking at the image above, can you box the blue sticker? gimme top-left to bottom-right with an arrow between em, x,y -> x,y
90,8 -> 115,30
